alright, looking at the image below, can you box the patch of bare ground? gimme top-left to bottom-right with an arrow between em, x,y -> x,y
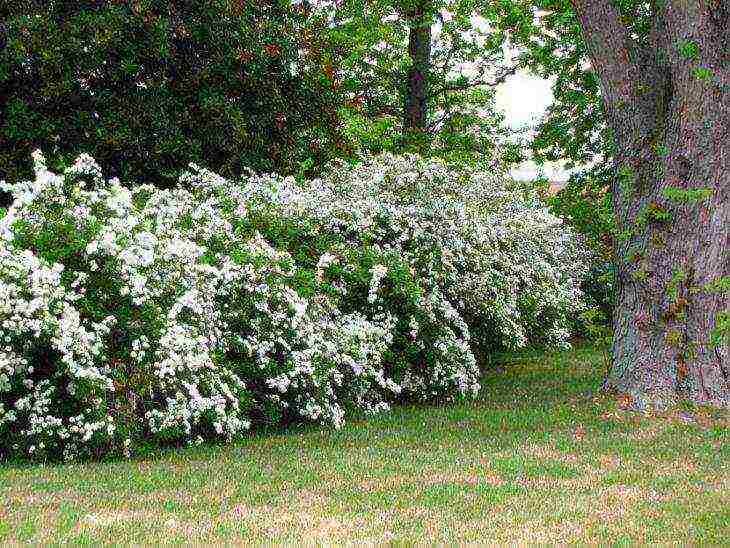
520,443 -> 579,463
503,518 -> 587,544
357,475 -> 407,492
422,471 -> 504,487
242,488 -> 367,540
515,475 -> 588,491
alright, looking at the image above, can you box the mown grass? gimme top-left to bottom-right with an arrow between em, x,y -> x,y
2,344 -> 728,544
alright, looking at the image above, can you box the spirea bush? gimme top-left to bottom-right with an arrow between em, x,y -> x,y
0,151 -> 587,461
244,153 -> 589,351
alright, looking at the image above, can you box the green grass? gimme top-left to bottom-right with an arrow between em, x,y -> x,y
2,344 -> 728,544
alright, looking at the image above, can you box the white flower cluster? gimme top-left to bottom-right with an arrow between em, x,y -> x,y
368,265 -> 388,304
0,151 -> 586,461
232,153 -> 588,392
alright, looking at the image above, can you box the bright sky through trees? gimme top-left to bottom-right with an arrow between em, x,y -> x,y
495,71 -> 572,182
453,14 -> 570,182
491,24 -> 571,183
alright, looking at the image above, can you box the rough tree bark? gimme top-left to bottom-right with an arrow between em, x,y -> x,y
572,0 -> 729,406
403,3 -> 432,138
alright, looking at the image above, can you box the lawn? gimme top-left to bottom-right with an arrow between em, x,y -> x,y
2,344 -> 728,544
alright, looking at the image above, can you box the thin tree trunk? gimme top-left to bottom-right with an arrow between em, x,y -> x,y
573,0 -> 730,407
403,5 -> 431,140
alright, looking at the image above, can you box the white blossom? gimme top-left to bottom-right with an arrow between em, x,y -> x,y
0,151 -> 586,461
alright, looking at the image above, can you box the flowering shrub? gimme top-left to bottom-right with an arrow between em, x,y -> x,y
239,153 -> 588,350
0,151 -> 586,461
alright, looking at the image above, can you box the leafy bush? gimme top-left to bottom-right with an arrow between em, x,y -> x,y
0,151 -> 587,461
271,154 -> 589,351
547,170 -> 615,336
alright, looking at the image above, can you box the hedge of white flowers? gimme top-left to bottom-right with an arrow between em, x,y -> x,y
0,151 -> 587,461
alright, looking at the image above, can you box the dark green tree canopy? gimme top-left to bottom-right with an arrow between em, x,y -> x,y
0,0 -> 345,193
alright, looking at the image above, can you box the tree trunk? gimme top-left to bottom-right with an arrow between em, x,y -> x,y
574,0 -> 729,407
403,5 -> 431,139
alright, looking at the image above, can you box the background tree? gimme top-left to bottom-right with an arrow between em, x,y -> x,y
315,0 -> 523,165
402,0 -> 432,139
558,0 -> 729,405
0,0 -> 346,196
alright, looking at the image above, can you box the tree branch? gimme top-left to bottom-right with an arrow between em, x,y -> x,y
430,65 -> 518,98
426,110 -> 451,131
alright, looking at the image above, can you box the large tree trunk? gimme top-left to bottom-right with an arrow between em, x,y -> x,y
573,0 -> 729,406
403,4 -> 431,139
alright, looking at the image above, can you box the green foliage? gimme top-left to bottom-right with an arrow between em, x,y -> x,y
0,0 -> 346,192
710,311 -> 730,348
547,169 -> 615,336
631,266 -> 649,282
482,1 -> 612,175
677,39 -> 700,60
660,186 -> 713,203
618,165 -> 636,197
704,276 -> 730,294
635,201 -> 671,229
314,0 -> 523,166
692,67 -> 713,81
665,268 -> 687,303
654,143 -> 670,157
664,327 -> 682,347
